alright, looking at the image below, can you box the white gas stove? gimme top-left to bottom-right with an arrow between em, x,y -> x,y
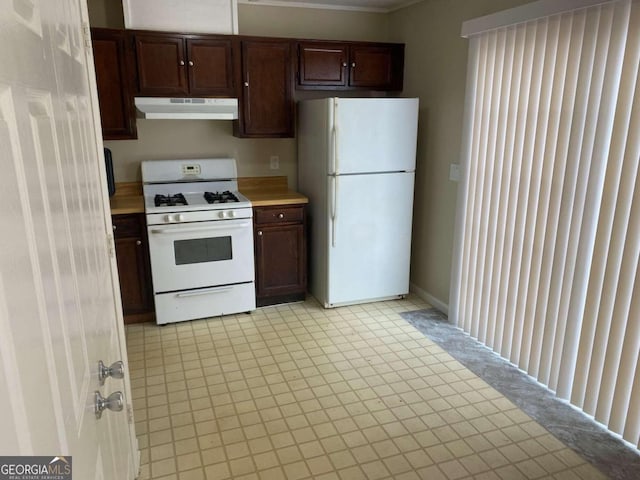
141,158 -> 256,325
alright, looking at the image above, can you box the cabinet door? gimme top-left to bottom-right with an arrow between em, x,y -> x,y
349,44 -> 403,90
113,214 -> 154,322
91,28 -> 136,140
298,42 -> 347,87
237,40 -> 294,137
255,224 -> 306,299
135,33 -> 188,96
187,38 -> 235,96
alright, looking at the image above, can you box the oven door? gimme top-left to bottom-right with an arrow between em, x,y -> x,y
147,218 -> 254,293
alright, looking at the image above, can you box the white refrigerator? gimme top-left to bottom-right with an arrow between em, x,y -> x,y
298,97 -> 419,308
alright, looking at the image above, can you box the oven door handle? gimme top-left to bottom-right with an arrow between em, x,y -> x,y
150,223 -> 251,235
176,286 -> 233,298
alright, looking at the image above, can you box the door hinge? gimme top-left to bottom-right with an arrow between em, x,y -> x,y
82,22 -> 92,48
127,404 -> 134,424
107,232 -> 115,258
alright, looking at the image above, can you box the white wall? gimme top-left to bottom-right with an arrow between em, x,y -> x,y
238,4 -> 388,40
388,0 -> 533,307
105,120 -> 296,184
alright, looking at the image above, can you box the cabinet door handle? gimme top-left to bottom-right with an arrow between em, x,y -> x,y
277,213 -> 284,219
136,240 -> 142,246
188,60 -> 194,67
257,231 -> 263,236
351,62 -> 356,68
112,225 -> 116,231
342,62 -> 347,67
244,81 -> 249,87
179,60 -> 185,66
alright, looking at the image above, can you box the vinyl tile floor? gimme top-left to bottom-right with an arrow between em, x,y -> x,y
400,308 -> 640,480
126,296 -> 609,480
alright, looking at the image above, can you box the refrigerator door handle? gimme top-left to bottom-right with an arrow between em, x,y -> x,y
334,125 -> 339,175
332,98 -> 339,174
330,175 -> 338,247
331,126 -> 337,175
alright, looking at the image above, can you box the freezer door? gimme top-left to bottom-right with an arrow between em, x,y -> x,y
327,172 -> 415,306
332,98 -> 419,175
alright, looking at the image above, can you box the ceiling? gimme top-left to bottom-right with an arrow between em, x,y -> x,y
238,0 -> 419,14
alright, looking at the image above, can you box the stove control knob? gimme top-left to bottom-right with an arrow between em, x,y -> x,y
228,210 -> 236,218
218,211 -> 226,219
176,214 -> 185,222
164,215 -> 172,223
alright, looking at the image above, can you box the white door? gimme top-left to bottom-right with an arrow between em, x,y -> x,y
332,97 -> 419,175
327,172 -> 415,306
0,1 -> 137,479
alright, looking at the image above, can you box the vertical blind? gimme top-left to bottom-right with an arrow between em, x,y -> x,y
451,0 -> 640,448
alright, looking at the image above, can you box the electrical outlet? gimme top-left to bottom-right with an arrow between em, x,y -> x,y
270,155 -> 280,170
449,163 -> 461,182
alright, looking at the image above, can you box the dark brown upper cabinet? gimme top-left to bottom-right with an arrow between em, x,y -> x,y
92,27 -> 405,141
234,39 -> 294,138
134,32 -> 234,97
297,41 -> 404,91
186,39 -> 235,96
298,42 -> 348,87
91,28 -> 137,140
349,44 -> 403,89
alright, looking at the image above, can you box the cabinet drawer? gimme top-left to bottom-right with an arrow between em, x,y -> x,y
254,206 -> 304,225
112,214 -> 143,238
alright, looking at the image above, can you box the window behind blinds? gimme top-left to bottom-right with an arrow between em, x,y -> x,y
451,0 -> 640,447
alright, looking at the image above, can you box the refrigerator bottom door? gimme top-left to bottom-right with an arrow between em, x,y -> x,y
327,171 -> 415,307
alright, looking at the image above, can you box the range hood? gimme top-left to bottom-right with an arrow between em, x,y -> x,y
135,97 -> 238,120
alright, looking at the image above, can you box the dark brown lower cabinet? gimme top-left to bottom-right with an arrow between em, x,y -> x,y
254,205 -> 307,307
112,214 -> 154,323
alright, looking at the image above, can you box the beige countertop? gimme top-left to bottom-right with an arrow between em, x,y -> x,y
110,176 -> 308,215
110,183 -> 145,215
239,176 -> 308,207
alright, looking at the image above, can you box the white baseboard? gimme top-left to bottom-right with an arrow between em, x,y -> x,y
409,283 -> 449,316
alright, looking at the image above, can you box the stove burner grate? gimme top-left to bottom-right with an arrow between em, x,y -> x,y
155,193 -> 188,207
204,191 -> 240,204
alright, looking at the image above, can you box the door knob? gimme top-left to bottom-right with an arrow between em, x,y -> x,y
98,360 -> 124,385
94,391 -> 124,419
